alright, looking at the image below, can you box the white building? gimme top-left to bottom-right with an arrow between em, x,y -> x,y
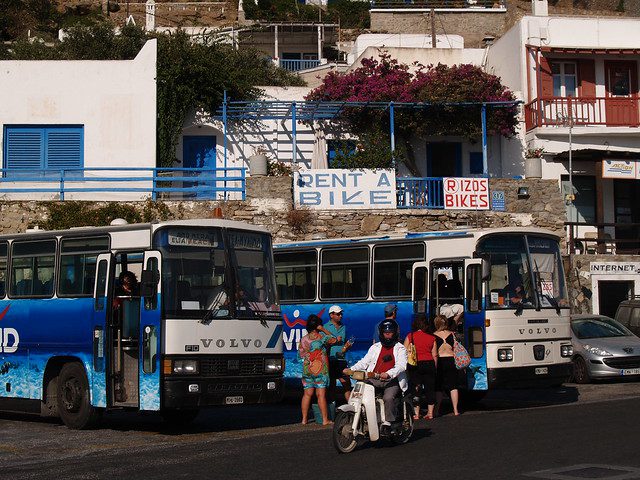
485,7 -> 640,315
0,40 -> 157,200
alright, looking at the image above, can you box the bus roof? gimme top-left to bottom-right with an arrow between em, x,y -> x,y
274,226 -> 560,249
0,218 -> 270,241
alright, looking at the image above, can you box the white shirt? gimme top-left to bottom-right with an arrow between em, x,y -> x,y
350,342 -> 408,392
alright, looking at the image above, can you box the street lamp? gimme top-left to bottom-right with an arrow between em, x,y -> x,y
558,109 -> 575,220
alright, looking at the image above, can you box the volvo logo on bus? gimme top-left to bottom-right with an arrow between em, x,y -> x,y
200,338 -> 263,349
533,344 -> 545,361
0,328 -> 19,353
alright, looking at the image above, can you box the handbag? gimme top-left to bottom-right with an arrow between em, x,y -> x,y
407,333 -> 418,367
452,335 -> 471,370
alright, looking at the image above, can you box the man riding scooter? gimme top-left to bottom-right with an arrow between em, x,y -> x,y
343,319 -> 408,434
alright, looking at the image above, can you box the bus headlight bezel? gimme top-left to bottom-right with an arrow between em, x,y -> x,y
173,359 -> 199,375
265,358 -> 283,373
560,344 -> 573,357
497,348 -> 513,362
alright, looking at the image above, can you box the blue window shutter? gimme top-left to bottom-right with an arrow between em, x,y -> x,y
46,128 -> 83,172
5,128 -> 44,172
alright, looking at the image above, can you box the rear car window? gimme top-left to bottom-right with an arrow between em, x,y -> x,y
617,305 -> 632,325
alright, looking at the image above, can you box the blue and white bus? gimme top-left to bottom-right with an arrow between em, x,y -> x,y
274,227 -> 572,391
0,219 -> 283,428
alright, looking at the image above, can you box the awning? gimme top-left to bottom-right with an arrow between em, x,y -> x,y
553,149 -> 640,161
530,45 -> 640,55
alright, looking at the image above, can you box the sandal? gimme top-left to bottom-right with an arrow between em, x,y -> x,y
412,415 -> 420,421
424,414 -> 433,420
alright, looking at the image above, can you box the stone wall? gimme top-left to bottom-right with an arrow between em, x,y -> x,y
370,11 -> 508,48
0,177 -> 565,244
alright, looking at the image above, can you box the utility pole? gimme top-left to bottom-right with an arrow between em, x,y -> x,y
430,9 -> 436,48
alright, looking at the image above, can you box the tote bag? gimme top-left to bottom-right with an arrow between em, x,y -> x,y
452,336 -> 471,370
407,333 -> 418,367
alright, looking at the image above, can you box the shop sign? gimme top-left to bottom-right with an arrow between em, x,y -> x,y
602,160 -> 636,179
590,262 -> 640,274
443,177 -> 490,210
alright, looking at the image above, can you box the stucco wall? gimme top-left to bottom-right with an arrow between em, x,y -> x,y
0,40 -> 157,200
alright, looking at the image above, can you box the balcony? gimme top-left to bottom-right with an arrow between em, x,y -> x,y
566,221 -> 640,255
279,59 -> 321,72
396,177 -> 444,209
525,97 -> 640,130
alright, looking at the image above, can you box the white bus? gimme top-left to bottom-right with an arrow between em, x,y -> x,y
0,219 -> 283,428
274,227 -> 572,391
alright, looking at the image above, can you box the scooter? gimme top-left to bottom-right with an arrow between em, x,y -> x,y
332,370 -> 414,453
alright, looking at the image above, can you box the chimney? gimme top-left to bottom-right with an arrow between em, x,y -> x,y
146,0 -> 156,31
531,0 -> 548,16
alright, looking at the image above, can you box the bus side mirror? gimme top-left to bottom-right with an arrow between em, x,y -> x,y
481,258 -> 491,282
140,269 -> 159,298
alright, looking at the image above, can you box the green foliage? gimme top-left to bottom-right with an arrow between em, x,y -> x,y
267,160 -> 292,176
327,0 -> 370,29
616,0 -> 625,11
41,200 -> 173,230
0,0 -> 60,41
330,134 -> 404,169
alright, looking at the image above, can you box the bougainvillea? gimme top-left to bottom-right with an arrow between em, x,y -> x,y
306,55 -> 518,172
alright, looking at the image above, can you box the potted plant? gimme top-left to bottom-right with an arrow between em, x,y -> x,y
249,146 -> 269,176
524,147 -> 544,178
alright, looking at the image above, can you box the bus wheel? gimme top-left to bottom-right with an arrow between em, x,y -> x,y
161,408 -> 199,426
57,362 -> 102,429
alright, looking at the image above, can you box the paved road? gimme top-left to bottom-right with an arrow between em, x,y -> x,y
2,381 -> 640,479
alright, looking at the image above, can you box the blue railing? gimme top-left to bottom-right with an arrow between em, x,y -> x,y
279,59 -> 321,72
0,167 -> 246,201
396,177 -> 444,209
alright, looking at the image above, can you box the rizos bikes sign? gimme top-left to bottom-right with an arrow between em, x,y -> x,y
443,177 -> 490,210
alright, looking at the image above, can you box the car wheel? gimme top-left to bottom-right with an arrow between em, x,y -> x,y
572,356 -> 591,384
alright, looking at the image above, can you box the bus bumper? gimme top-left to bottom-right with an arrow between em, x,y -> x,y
162,376 -> 284,408
487,363 -> 572,388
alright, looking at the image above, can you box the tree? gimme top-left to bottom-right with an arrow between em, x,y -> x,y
306,55 -> 518,174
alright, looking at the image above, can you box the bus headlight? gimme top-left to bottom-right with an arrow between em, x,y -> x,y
265,358 -> 283,373
561,345 -> 573,357
498,348 -> 513,362
173,360 -> 199,374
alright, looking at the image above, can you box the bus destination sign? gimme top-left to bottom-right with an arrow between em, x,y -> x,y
168,230 -> 218,247
228,232 -> 263,250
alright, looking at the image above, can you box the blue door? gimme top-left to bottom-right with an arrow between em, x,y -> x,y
182,135 -> 216,199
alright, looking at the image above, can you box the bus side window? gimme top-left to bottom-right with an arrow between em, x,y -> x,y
466,264 -> 481,313
10,240 -> 56,298
469,327 -> 484,358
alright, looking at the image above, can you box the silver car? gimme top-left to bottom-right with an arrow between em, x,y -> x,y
571,314 -> 640,383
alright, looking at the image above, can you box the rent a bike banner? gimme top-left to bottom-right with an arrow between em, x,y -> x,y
294,169 -> 396,210
443,177 -> 490,210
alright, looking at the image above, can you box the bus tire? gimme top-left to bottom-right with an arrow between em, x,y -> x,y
57,362 -> 102,429
161,408 -> 200,426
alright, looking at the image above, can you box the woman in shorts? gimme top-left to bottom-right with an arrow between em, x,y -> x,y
298,314 -> 336,425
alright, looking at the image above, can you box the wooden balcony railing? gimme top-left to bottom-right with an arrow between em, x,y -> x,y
525,97 -> 640,130
566,221 -> 640,255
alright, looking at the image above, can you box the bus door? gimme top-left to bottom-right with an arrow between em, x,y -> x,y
92,253 -> 114,408
464,258 -> 488,391
430,260 -> 464,329
139,251 -> 161,411
412,261 -> 429,315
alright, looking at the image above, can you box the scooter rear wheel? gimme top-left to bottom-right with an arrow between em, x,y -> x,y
332,411 -> 358,453
391,398 -> 414,445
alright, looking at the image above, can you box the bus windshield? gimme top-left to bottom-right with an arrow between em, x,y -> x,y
478,234 -> 568,310
155,227 -> 279,320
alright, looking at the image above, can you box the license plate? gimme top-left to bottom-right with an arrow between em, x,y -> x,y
535,367 -> 548,375
225,396 -> 244,405
621,368 -> 640,375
